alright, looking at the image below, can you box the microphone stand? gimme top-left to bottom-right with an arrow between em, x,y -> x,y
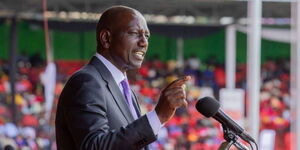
218,125 -> 249,150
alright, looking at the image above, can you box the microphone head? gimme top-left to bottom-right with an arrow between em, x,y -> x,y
196,96 -> 220,118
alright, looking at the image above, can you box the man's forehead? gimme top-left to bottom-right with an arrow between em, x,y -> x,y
128,15 -> 149,30
114,12 -> 147,29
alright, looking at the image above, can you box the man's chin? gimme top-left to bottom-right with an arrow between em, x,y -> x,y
128,63 -> 142,70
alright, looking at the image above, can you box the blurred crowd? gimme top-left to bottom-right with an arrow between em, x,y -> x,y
0,53 -> 291,150
0,53 -> 56,150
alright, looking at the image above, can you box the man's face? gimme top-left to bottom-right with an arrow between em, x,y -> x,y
109,12 -> 150,71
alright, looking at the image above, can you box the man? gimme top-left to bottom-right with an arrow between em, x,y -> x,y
55,5 -> 191,150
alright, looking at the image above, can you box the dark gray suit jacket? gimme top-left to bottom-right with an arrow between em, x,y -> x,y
55,56 -> 157,150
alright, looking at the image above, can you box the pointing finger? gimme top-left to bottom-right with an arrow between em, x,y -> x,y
166,76 -> 191,89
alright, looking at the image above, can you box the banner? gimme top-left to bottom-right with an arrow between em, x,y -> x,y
219,88 -> 245,127
41,62 -> 56,121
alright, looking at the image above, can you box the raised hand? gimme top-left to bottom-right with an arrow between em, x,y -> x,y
155,76 -> 191,124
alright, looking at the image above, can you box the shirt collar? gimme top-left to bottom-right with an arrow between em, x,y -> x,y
95,53 -> 126,84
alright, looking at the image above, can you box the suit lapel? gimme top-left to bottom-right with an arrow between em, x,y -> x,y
89,56 -> 135,123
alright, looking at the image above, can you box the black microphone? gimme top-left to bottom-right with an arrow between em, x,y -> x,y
195,96 -> 255,143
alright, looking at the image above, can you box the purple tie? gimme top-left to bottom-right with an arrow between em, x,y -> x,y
121,78 -> 138,119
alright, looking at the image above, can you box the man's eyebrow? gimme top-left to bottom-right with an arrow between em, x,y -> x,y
128,28 -> 149,32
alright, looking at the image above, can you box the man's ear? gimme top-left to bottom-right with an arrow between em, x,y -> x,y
99,29 -> 111,49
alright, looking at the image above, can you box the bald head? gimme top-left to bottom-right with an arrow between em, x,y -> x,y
96,6 -> 144,51
95,6 -> 149,72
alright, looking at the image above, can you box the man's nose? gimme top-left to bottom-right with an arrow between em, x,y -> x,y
138,34 -> 148,47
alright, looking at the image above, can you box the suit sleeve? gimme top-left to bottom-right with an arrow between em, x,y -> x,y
59,73 -> 157,150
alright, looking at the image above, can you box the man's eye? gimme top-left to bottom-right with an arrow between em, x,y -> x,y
145,34 -> 150,39
129,32 -> 139,35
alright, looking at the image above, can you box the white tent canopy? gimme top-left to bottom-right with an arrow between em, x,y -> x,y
237,25 -> 290,43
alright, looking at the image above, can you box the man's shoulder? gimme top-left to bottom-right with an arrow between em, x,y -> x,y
68,64 -> 100,81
